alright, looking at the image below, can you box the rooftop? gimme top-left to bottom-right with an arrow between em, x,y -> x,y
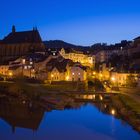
2,29 -> 42,44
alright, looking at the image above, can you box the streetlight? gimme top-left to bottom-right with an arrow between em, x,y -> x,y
111,109 -> 116,116
93,72 -> 96,75
111,77 -> 116,82
9,72 -> 13,77
66,76 -> 69,81
22,59 -> 26,76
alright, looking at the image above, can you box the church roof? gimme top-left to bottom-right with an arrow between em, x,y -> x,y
2,30 -> 42,44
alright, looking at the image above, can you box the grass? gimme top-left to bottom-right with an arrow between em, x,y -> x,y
0,81 -> 81,98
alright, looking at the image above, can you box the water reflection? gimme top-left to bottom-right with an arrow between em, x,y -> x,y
0,94 -> 139,140
0,99 -> 44,133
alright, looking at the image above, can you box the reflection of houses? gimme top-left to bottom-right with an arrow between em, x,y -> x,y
0,26 -> 45,64
59,48 -> 95,68
0,100 -> 44,132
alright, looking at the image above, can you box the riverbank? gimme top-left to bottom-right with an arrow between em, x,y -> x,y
111,94 -> 140,133
0,80 -> 105,98
119,87 -> 140,103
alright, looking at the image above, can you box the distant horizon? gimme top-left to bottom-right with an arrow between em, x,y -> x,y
0,26 -> 138,47
1,0 -> 140,46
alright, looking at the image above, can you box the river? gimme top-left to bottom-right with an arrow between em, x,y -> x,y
0,96 -> 140,140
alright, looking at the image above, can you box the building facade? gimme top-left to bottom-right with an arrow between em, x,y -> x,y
0,26 -> 45,64
59,48 -> 95,68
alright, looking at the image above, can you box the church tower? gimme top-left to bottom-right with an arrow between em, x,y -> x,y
12,25 -> 16,33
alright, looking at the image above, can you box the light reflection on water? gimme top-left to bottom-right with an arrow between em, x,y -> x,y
0,97 -> 140,140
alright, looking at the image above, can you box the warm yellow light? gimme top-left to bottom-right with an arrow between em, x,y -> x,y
111,109 -> 116,115
111,77 -> 116,82
51,74 -> 54,78
100,74 -> 103,77
22,59 -> 26,64
66,76 -> 69,81
93,94 -> 95,100
9,72 -> 13,76
100,95 -> 103,101
93,72 -> 96,75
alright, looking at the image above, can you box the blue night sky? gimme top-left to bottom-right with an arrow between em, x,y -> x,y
0,0 -> 140,45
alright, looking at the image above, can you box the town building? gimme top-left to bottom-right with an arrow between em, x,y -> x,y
46,56 -> 87,82
0,65 -> 9,76
128,37 -> 140,66
59,48 -> 95,68
0,26 -> 45,64
111,72 -> 139,86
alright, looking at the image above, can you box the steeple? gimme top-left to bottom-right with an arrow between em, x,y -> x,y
12,25 -> 16,33
33,26 -> 37,31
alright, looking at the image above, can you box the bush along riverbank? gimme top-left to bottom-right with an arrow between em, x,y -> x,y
111,94 -> 140,133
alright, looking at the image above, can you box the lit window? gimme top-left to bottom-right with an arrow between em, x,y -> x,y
24,66 -> 27,69
30,61 -> 33,65
22,59 -> 26,64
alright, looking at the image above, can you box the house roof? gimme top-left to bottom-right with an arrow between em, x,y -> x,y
46,57 -> 73,73
2,30 -> 42,44
23,53 -> 49,63
72,63 -> 87,71
134,36 -> 140,41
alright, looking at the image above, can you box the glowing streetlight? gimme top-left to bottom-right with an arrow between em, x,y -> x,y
93,94 -> 95,100
9,72 -> 13,77
22,59 -> 26,64
100,95 -> 103,101
66,76 -> 69,81
100,74 -> 103,77
111,109 -> 116,115
93,72 -> 96,75
111,77 -> 116,82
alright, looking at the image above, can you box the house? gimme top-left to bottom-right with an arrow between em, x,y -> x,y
7,52 -> 48,78
0,65 -> 9,76
68,64 -> 87,81
45,56 -> 88,82
111,72 -> 139,86
46,57 -> 72,81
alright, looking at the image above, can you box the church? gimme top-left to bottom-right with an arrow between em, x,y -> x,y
0,26 -> 45,64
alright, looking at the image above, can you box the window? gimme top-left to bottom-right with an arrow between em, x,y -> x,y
78,78 -> 81,81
